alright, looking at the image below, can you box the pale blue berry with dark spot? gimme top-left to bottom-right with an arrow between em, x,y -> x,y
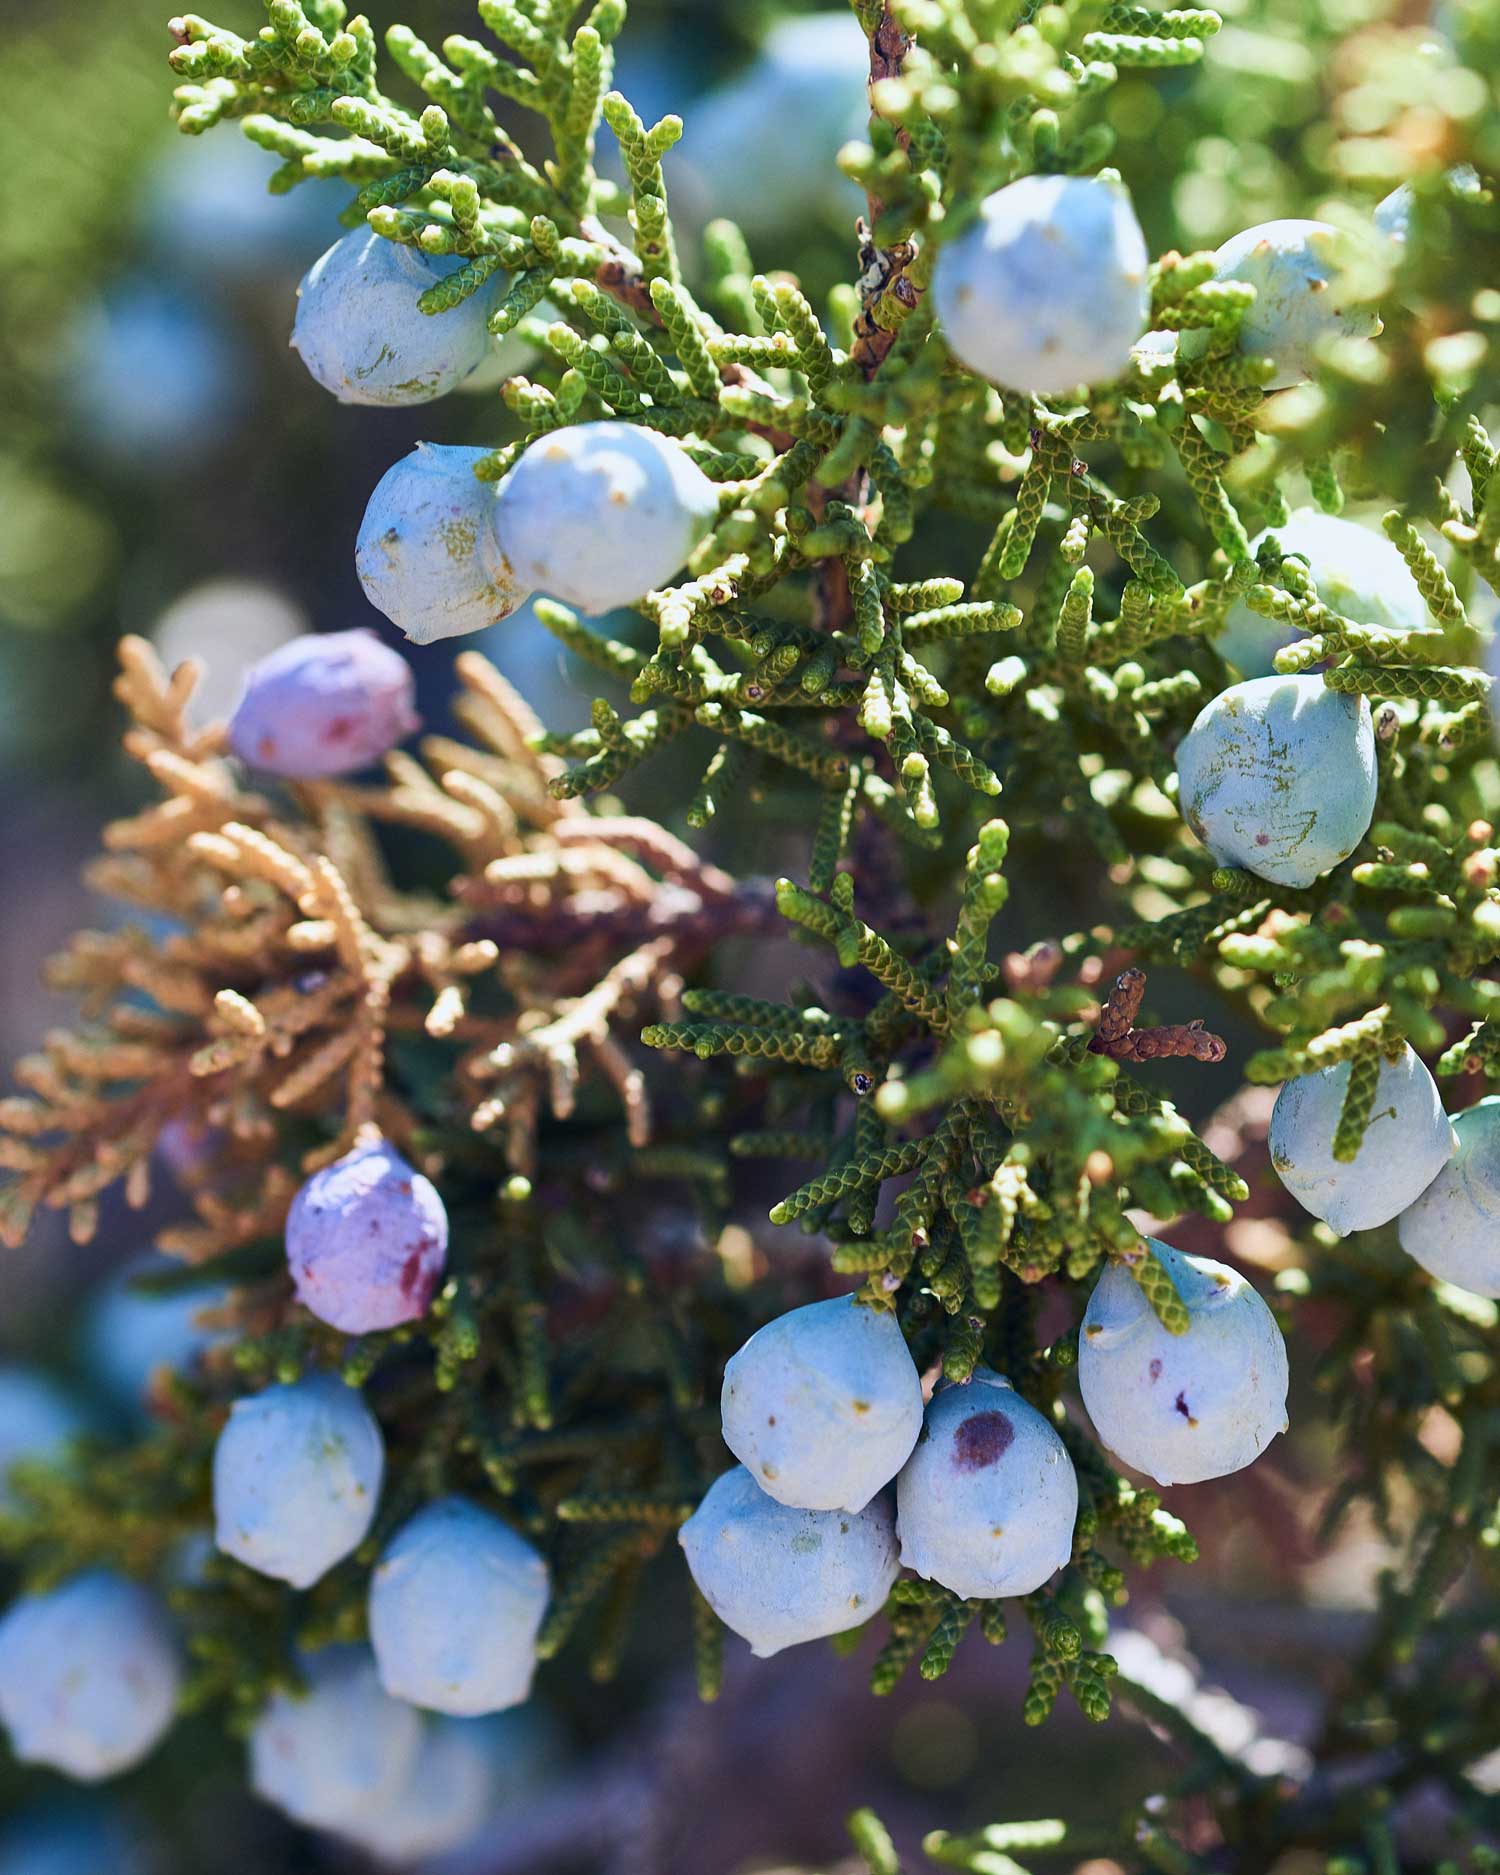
291,229 -> 501,406
285,1136 -> 448,1335
212,1374 -> 384,1588
679,1464 -> 899,1658
248,1648 -> 422,1834
0,1572 -> 181,1781
721,1294 -> 923,1513
356,445 -> 531,647
933,174 -> 1150,396
1398,1096 -> 1500,1297
1215,508 -> 1427,678
1188,219 -> 1381,390
1175,673 -> 1377,887
1079,1242 -> 1289,1487
894,1369 -> 1076,1601
492,422 -> 720,616
228,630 -> 418,780
1270,1043 -> 1456,1236
368,1498 -> 549,1715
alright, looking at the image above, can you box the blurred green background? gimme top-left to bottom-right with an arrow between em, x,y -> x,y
0,0 -> 1477,1870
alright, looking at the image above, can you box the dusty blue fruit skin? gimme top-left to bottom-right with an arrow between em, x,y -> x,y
1190,219 -> 1381,390
285,1136 -> 449,1334
1175,673 -> 1377,888
355,445 -> 532,646
1270,1043 -> 1456,1237
248,1647 -> 422,1833
677,14 -> 867,237
678,1464 -> 899,1658
721,1295 -> 924,1513
894,1369 -> 1077,1601
0,1572 -> 181,1781
1397,1097 -> 1500,1297
82,1256 -> 229,1415
228,629 -> 419,780
291,229 -> 500,406
1079,1243 -> 1290,1487
0,1369 -> 83,1512
1215,508 -> 1428,678
341,1717 -> 497,1864
933,174 -> 1150,397
212,1374 -> 384,1588
492,422 -> 720,615
368,1498 -> 550,1715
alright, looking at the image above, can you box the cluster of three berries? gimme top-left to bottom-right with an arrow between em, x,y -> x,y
291,227 -> 721,642
682,1264 -> 1288,1660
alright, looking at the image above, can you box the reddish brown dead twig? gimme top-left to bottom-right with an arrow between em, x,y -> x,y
1088,967 -> 1227,1065
850,1 -> 921,378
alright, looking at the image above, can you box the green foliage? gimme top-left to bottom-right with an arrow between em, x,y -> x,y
3,0 -> 1500,1867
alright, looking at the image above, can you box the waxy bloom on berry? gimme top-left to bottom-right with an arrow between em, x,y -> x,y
894,1371 -> 1077,1601
492,422 -> 719,616
285,1137 -> 448,1334
721,1295 -> 923,1514
1190,219 -> 1380,389
1079,1244 -> 1289,1487
0,1573 -> 180,1782
1398,1096 -> 1500,1297
212,1374 -> 384,1588
1215,508 -> 1427,678
228,630 -> 418,780
679,1465 -> 899,1658
248,1648 -> 422,1834
291,229 -> 501,406
1270,1044 -> 1455,1236
1175,674 -> 1377,888
933,174 -> 1149,397
356,444 -> 530,646
368,1498 -> 549,1716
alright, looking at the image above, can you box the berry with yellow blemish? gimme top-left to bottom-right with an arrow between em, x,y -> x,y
721,1295 -> 923,1513
356,444 -> 531,646
291,228 -> 503,406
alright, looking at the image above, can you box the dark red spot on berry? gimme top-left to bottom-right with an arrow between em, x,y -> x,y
1255,833 -> 1271,846
257,736 -> 276,759
1174,1391 -> 1192,1420
324,715 -> 354,742
399,1249 -> 431,1302
767,1415 -> 776,1426
1149,1358 -> 1162,1382
953,1410 -> 1014,1471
